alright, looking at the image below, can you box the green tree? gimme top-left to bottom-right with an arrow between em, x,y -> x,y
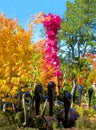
59,0 -> 96,65
59,0 -> 96,104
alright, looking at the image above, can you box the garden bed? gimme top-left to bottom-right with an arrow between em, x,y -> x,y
0,111 -> 96,130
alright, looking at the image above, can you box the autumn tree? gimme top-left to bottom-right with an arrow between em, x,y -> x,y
0,12 -> 62,100
0,13 -> 33,99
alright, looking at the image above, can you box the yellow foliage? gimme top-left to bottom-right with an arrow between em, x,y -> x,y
20,74 -> 29,83
2,97 -> 20,103
0,94 -> 4,98
10,85 -> 18,96
74,105 -> 84,116
0,13 -> 33,97
21,87 -> 32,92
11,77 -> 20,85
1,84 -> 10,94
0,12 -> 58,98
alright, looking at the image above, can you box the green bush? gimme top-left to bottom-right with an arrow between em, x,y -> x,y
75,108 -> 96,130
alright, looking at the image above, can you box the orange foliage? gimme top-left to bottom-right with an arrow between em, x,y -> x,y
82,53 -> 96,84
32,39 -> 55,88
0,12 -> 59,99
0,13 -> 33,97
33,12 -> 44,24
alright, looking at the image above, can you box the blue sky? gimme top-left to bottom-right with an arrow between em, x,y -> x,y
0,0 -> 73,41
